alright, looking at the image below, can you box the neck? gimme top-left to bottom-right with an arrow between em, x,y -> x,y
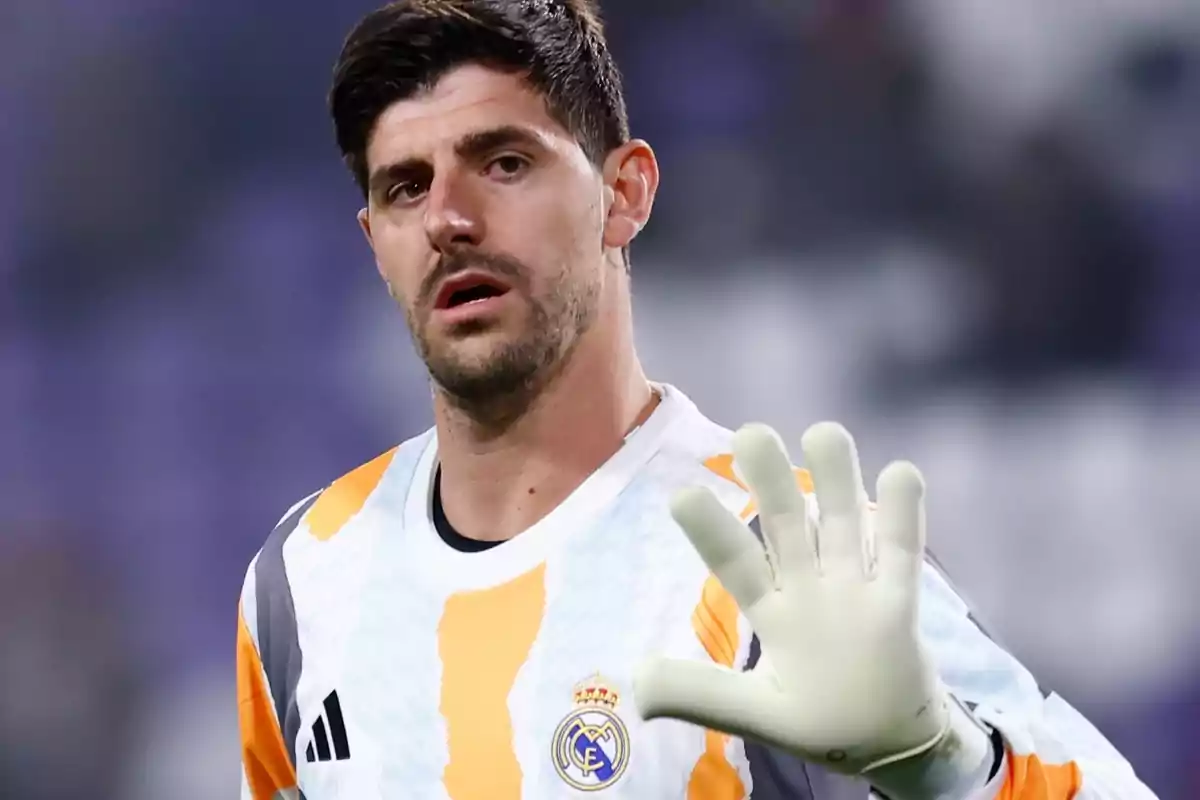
432,300 -> 655,543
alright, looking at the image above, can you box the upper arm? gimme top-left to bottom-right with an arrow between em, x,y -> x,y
739,556 -> 1155,800
237,555 -> 299,800
918,557 -> 1156,799
237,491 -> 322,800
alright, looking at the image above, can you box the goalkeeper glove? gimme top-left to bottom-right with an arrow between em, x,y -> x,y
633,421 -> 988,789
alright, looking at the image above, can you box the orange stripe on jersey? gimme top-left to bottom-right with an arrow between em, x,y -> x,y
996,751 -> 1083,800
692,575 -> 738,666
305,448 -> 397,540
703,453 -> 813,519
439,564 -> 547,800
237,606 -> 298,799
702,454 -> 756,518
703,454 -> 745,488
686,574 -> 746,800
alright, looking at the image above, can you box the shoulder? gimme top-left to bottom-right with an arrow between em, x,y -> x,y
650,385 -> 812,519
652,385 -> 740,484
239,429 -> 435,599
278,429 -> 432,540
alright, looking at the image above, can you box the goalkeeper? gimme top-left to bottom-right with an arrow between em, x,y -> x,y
237,1 -> 1157,798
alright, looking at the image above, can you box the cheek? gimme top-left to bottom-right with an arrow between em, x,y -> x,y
525,183 -> 603,265
371,224 -> 425,300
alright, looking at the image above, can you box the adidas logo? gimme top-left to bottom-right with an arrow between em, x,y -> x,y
304,691 -> 351,764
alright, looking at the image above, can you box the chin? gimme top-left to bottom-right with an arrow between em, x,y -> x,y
439,326 -> 518,361
428,335 -> 560,404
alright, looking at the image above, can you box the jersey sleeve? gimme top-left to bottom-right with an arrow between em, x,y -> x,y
237,552 -> 301,800
237,490 -> 323,800
914,557 -> 1158,799
737,556 -> 1158,800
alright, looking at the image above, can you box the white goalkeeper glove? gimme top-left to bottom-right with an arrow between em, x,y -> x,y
633,421 -> 960,778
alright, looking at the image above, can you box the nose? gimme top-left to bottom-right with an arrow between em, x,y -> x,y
424,169 -> 485,253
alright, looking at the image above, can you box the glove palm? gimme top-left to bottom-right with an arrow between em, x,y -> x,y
633,422 -> 949,775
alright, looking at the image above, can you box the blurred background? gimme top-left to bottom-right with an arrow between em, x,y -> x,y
2,0 -> 1198,796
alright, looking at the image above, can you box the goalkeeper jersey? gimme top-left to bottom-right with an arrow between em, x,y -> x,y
237,384 -> 1147,800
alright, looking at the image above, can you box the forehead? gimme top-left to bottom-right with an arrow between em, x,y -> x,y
366,64 -> 577,166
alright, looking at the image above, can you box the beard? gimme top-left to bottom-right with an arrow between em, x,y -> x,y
404,247 -> 600,425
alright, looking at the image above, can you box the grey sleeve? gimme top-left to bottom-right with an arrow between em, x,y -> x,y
253,490 -> 322,772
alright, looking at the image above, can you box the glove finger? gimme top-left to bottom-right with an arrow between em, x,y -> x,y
633,656 -> 784,740
801,421 -> 869,577
875,460 -> 926,580
671,485 -> 774,613
733,423 -> 816,581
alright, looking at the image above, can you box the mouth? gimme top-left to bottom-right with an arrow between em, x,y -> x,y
433,273 -> 513,311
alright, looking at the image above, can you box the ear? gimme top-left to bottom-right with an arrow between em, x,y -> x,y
357,207 -> 373,247
601,139 -> 659,251
357,207 -> 390,284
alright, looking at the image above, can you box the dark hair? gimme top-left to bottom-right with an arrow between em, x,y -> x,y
330,0 -> 630,197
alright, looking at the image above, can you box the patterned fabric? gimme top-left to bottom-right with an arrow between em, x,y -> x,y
236,385 -> 1146,800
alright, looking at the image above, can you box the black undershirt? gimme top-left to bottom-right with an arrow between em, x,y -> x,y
431,466 -> 504,552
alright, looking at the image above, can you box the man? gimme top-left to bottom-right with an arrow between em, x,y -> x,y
236,2 -> 1155,798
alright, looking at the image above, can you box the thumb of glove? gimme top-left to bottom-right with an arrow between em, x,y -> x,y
632,656 -> 787,742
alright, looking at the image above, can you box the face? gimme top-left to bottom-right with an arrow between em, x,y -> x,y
358,64 -> 651,405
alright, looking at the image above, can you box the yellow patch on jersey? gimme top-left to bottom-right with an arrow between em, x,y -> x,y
438,563 -> 547,799
305,447 -> 397,541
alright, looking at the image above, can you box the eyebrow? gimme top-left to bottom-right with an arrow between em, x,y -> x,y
456,124 -> 544,161
367,124 -> 546,198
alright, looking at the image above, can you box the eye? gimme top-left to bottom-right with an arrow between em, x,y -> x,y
385,180 -> 427,206
485,154 -> 530,181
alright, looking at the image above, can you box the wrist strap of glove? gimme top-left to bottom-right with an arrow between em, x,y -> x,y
863,695 -> 996,800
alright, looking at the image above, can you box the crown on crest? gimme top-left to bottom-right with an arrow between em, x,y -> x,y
572,674 -> 620,709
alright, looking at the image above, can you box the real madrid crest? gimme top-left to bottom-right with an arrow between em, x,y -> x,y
551,673 -> 631,791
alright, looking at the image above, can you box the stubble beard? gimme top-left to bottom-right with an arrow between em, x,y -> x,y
407,259 -> 601,431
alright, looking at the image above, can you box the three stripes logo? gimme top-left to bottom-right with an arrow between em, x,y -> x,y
305,691 -> 352,764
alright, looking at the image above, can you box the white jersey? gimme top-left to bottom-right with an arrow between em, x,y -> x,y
237,384 -> 1146,799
